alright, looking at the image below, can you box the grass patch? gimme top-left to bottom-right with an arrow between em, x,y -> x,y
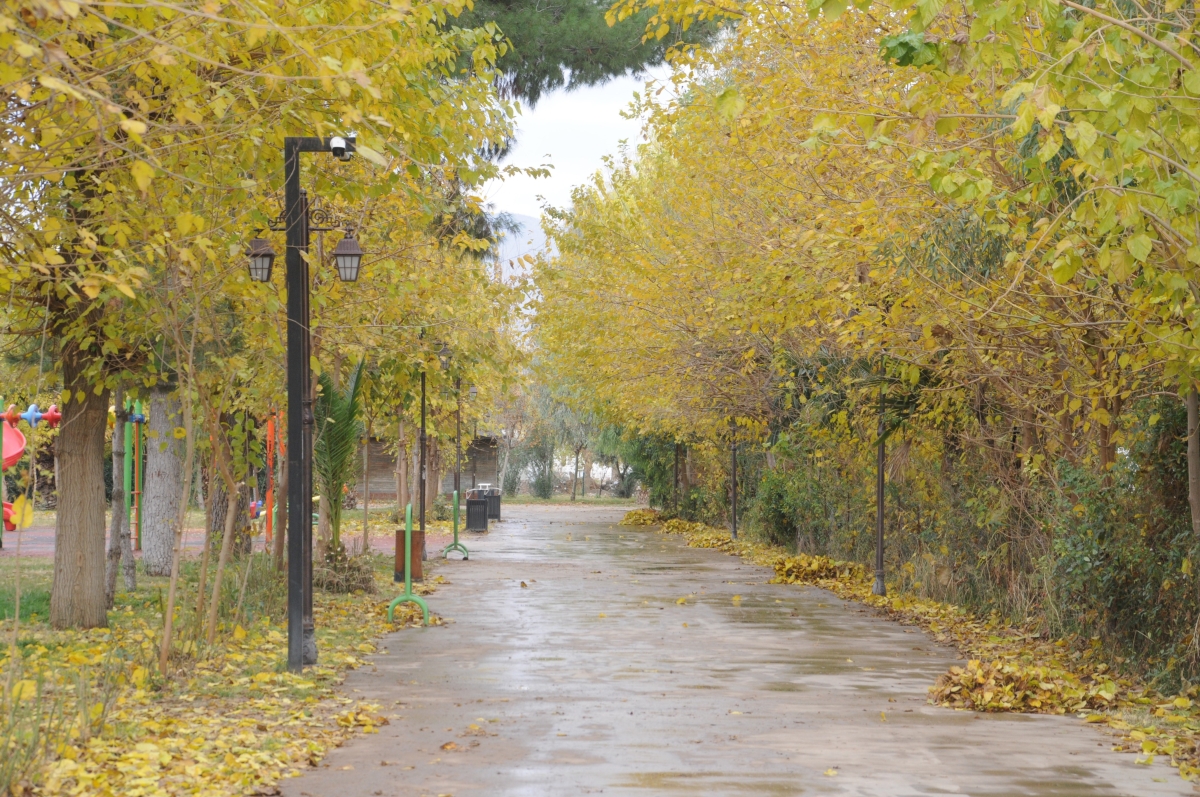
0,585 -> 51,622
0,559 -> 54,623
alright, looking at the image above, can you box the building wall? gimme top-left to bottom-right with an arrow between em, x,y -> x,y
360,436 -> 499,499
365,439 -> 398,500
441,436 -> 499,493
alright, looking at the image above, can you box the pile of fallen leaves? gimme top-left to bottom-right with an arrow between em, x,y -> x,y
618,508 -> 661,526
1,567 -> 438,796
773,552 -> 868,585
645,516 -> 1200,780
931,658 -> 1118,714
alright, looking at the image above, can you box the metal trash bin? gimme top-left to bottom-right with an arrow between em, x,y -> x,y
485,488 -> 501,521
465,498 -> 489,532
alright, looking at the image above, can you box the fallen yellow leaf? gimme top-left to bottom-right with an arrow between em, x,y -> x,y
11,679 -> 36,701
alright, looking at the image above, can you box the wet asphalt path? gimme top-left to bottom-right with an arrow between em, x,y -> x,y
283,505 -> 1192,797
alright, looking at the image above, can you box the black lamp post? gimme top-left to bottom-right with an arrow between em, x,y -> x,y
244,135 -> 362,673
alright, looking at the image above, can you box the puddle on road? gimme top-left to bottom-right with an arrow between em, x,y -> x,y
764,681 -> 807,692
616,771 -> 806,794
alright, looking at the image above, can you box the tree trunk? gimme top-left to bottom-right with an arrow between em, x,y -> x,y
499,439 -> 510,491
411,443 -> 420,508
681,447 -> 693,497
195,459 -> 214,619
210,477 -> 250,557
397,434 -> 408,514
159,373 -> 196,675
396,416 -> 410,512
425,437 -> 440,516
106,388 -> 127,609
582,450 -> 591,498
120,505 -> 136,591
142,385 -> 185,576
51,353 -> 111,629
193,461 -> 205,511
570,446 -> 581,500
272,445 -> 287,571
316,488 -> 331,556
361,428 -> 370,554
205,479 -> 241,644
1188,388 -> 1200,538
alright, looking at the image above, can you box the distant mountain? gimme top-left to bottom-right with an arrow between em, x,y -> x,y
493,213 -> 551,279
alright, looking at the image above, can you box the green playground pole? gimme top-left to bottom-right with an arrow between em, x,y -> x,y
388,503 -> 429,625
443,489 -> 468,559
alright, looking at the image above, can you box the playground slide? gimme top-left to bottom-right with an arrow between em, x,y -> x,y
2,419 -> 25,531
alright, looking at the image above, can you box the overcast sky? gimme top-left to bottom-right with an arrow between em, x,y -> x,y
482,72 -> 657,222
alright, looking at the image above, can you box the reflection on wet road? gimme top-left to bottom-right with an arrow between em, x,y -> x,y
284,505 -> 1189,797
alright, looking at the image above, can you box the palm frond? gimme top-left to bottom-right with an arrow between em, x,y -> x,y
314,359 -> 366,546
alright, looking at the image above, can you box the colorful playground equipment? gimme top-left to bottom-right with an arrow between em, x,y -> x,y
1,403 -> 62,541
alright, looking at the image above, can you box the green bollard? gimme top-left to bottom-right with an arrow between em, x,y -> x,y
387,503 -> 430,625
443,489 -> 469,560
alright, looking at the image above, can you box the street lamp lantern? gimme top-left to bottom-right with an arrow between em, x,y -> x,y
437,343 -> 452,371
246,237 -> 276,282
332,232 -> 364,282
468,385 -> 477,400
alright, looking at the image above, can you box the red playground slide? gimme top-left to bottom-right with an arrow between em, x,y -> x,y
3,419 -> 26,532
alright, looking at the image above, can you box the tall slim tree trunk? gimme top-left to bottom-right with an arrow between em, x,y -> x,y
120,501 -> 136,592
195,459 -> 214,619
206,480 -> 241,644
425,437 -> 440,516
106,387 -> 127,609
142,385 -> 184,576
397,441 -> 408,512
272,446 -> 287,571
582,451 -> 591,498
499,439 -> 510,492
570,446 -> 581,500
397,416 -> 409,512
193,462 -> 205,512
411,444 -> 419,509
51,352 -> 111,629
1188,388 -> 1200,538
159,372 -> 196,675
361,427 -> 370,554
317,489 -> 331,555
681,447 -> 693,497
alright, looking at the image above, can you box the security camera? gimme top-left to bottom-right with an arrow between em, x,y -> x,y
329,136 -> 348,159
